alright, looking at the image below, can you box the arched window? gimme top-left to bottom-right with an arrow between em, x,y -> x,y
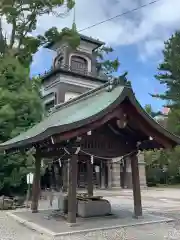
70,55 -> 88,73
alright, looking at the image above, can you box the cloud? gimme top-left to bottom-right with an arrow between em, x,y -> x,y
2,0 -> 180,60
138,39 -> 164,62
37,0 -> 180,60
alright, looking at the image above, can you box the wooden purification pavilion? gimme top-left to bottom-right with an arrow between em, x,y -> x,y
0,77 -> 180,224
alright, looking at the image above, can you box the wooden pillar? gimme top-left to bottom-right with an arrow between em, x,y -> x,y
131,153 -> 142,218
87,158 -> 93,196
67,154 -> 78,224
62,161 -> 68,192
101,161 -> 105,189
108,161 -> 112,189
31,155 -> 41,213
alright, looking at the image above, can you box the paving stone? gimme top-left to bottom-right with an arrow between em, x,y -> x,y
0,211 -> 51,240
1,188 -> 180,240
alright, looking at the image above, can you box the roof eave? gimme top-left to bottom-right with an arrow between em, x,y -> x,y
0,85 -> 128,151
1,83 -> 180,152
128,94 -> 180,146
44,34 -> 105,50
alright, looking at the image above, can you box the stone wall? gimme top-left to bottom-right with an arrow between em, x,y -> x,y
138,153 -> 147,188
124,157 -> 132,189
111,158 -> 121,188
62,154 -> 147,190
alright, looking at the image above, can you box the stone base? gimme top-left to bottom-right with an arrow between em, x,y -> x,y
7,209 -> 174,238
0,197 -> 14,210
57,194 -> 68,213
77,199 -> 111,218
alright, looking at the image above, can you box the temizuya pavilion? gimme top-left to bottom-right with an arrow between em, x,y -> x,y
0,77 -> 180,224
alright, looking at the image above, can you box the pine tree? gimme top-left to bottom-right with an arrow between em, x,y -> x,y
153,31 -> 180,107
153,31 -> 180,135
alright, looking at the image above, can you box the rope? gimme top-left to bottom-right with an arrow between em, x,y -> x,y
40,147 -> 142,167
80,149 -> 139,163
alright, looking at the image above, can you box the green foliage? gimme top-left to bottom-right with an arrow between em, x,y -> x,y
0,0 -> 75,66
144,146 -> 180,186
153,31 -> 180,106
0,55 -> 43,195
167,108 -> 180,135
145,31 -> 180,186
144,104 -> 153,116
151,32 -> 180,133
144,104 -> 162,119
95,46 -> 120,76
0,152 -> 27,194
38,27 -> 80,49
58,27 -> 80,49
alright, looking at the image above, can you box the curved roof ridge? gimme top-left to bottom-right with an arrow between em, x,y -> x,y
128,92 -> 180,144
51,82 -> 109,114
50,75 -> 131,114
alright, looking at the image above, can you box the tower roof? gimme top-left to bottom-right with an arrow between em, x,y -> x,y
44,31 -> 104,50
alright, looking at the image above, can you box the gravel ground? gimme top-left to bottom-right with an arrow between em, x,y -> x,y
0,209 -> 179,240
0,211 -> 51,240
1,188 -> 180,240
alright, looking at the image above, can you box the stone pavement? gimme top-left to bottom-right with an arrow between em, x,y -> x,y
87,187 -> 180,200
2,188 -> 180,240
0,210 -> 177,240
9,203 -> 173,237
0,211 -> 51,240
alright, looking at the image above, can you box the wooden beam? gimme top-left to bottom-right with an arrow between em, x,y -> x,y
54,107 -> 124,143
87,157 -> 93,196
67,154 -> 78,224
62,161 -> 68,192
123,103 -> 173,148
31,155 -> 41,213
131,153 -> 142,218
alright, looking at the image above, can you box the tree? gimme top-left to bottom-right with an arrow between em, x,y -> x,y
152,31 -> 180,134
144,104 -> 161,118
165,109 -> 180,135
95,46 -> 120,77
144,148 -> 177,186
145,32 -> 180,185
144,104 -> 153,116
153,31 -> 180,106
0,0 -> 76,67
0,55 -> 43,195
0,0 -> 121,75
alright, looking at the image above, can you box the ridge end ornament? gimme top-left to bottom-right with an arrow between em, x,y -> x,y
106,72 -> 129,92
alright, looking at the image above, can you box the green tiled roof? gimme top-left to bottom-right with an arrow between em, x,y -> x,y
0,82 -> 125,150
1,78 -> 180,151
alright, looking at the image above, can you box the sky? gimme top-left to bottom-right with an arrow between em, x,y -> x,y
4,0 -> 180,112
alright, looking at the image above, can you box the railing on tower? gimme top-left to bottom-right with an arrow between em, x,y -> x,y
41,64 -> 108,81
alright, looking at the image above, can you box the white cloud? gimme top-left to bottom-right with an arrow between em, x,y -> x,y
139,39 -> 164,62
2,0 -> 180,60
